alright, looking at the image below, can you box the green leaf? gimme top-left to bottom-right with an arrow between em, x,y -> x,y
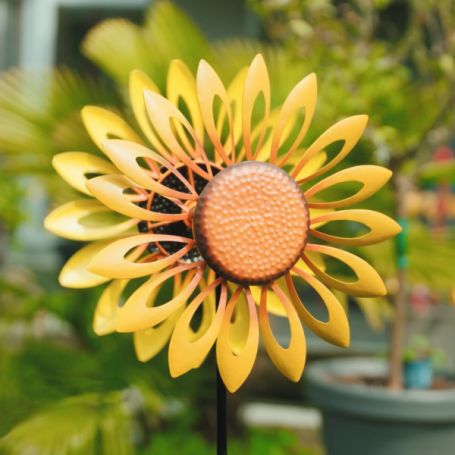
0,392 -> 134,455
82,0 -> 213,90
0,67 -> 121,201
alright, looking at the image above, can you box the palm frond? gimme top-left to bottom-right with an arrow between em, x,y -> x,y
143,0 -> 213,79
82,0 -> 213,91
0,392 -> 135,455
0,70 -> 54,158
49,68 -> 121,121
363,222 -> 455,289
0,68 -> 122,199
408,225 -> 455,289
81,18 -> 151,86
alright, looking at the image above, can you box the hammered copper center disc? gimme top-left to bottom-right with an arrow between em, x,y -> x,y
193,161 -> 309,285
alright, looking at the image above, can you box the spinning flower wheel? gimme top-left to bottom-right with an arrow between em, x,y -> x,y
45,55 -> 400,453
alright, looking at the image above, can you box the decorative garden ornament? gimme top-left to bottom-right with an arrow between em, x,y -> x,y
45,55 -> 401,394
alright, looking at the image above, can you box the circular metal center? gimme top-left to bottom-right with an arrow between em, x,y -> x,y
193,161 -> 309,285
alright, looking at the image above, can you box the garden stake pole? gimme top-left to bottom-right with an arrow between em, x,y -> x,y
215,280 -> 227,455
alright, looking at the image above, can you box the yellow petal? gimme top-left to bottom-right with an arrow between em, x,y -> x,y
303,244 -> 387,297
101,140 -> 198,201
292,115 -> 368,183
59,238 -> 121,288
305,165 -> 392,209
253,109 -> 282,163
167,60 -> 205,153
310,209 -> 402,246
292,251 -> 326,276
197,60 -> 235,165
250,265 -> 328,316
250,278 -> 286,317
117,263 -> 206,332
308,205 -> 334,229
81,106 -> 143,152
217,287 -> 259,393
243,54 -> 271,160
144,90 -> 213,180
87,233 -> 196,279
129,69 -> 175,162
294,151 -> 327,181
332,288 -> 349,314
44,199 -> 138,241
93,278 -> 129,336
134,309 -> 183,362
52,152 -> 119,196
226,282 -> 250,353
286,271 -> 350,348
217,67 -> 248,157
94,247 -> 164,337
187,273 -> 216,343
270,73 -> 317,166
259,283 -> 306,382
169,279 -> 228,377
134,271 -> 188,361
239,108 -> 294,164
86,174 -> 190,222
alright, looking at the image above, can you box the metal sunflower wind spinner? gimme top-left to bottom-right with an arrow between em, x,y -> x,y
45,55 -> 401,393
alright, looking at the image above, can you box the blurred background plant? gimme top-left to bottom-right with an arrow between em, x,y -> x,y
1,0 -> 455,453
403,334 -> 446,365
250,0 -> 455,388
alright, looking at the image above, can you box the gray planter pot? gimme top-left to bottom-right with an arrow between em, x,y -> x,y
306,358 -> 455,455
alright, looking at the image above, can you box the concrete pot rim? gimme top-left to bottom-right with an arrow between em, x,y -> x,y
305,357 -> 455,423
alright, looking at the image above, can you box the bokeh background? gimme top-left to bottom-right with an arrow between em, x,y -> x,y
1,0 -> 455,454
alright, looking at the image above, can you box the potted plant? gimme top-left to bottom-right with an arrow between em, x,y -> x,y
403,335 -> 445,389
251,1 -> 455,454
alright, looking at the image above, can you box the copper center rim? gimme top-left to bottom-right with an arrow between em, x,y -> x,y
193,161 -> 309,286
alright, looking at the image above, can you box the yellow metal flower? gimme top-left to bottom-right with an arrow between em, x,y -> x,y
45,55 -> 401,392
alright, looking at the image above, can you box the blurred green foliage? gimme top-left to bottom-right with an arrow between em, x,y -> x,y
0,172 -> 24,232
0,284 -> 215,454
0,391 -> 136,455
141,425 -> 316,455
0,69 -> 120,206
249,0 -> 455,179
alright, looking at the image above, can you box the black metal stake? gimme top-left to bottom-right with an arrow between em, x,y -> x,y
215,281 -> 227,455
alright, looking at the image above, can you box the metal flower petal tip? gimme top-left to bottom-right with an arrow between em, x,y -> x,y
44,55 -> 401,393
